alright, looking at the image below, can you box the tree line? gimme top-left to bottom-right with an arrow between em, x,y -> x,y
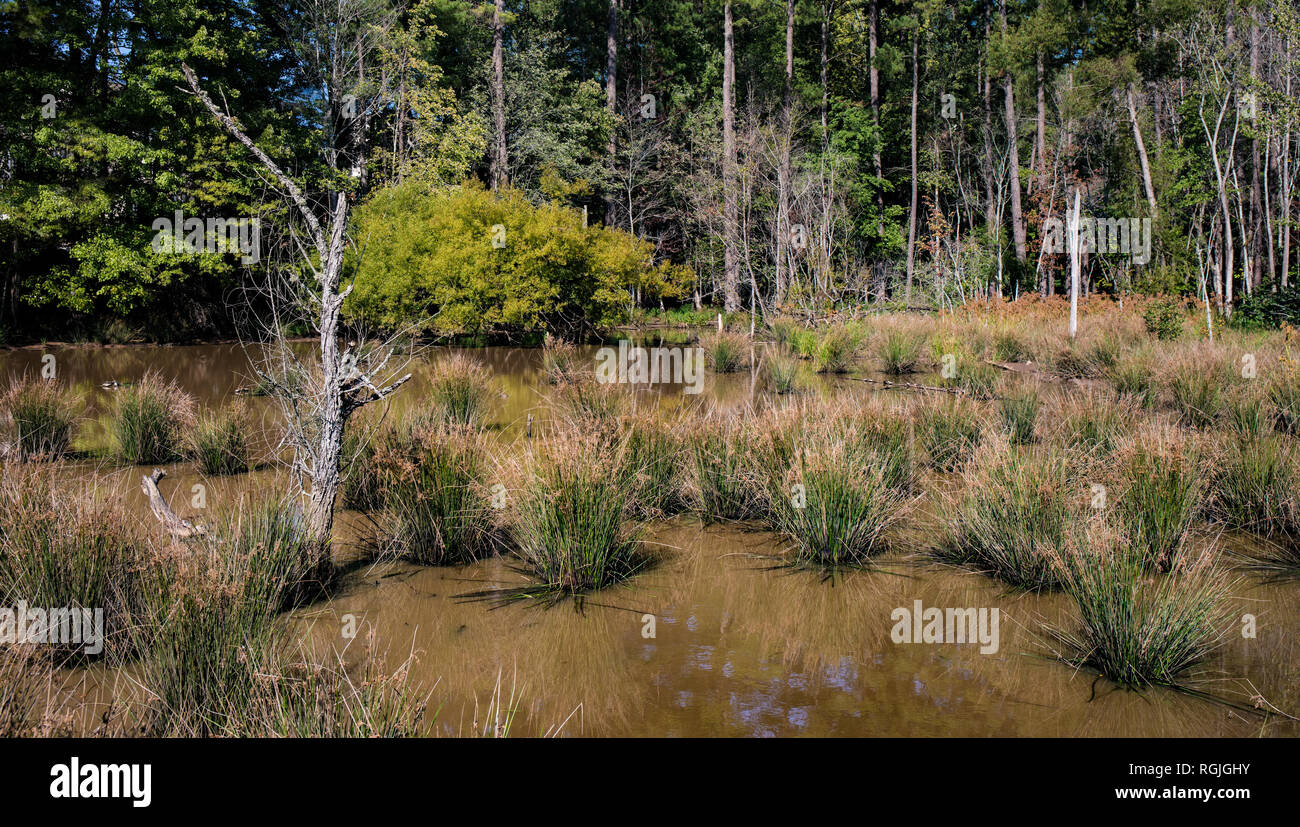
2,0 -> 1297,342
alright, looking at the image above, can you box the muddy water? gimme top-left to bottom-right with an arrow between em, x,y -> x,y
3,342 -> 1298,737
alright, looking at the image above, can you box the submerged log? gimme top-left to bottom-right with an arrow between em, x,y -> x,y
140,469 -> 204,538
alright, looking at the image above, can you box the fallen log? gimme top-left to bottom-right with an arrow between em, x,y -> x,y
140,469 -> 205,538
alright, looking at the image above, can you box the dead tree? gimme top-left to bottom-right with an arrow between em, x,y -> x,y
182,63 -> 412,555
140,469 -> 204,539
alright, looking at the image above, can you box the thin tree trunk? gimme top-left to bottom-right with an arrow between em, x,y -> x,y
1035,51 -> 1046,195
1068,189 -> 1080,339
1128,84 -> 1159,218
776,0 -> 794,307
605,0 -> 618,222
905,27 -> 919,304
870,0 -> 885,298
1001,4 -> 1027,263
722,1 -> 740,312
1250,13 -> 1262,290
490,0 -> 507,191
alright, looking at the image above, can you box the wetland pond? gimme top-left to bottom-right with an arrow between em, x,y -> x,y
4,341 -> 1297,737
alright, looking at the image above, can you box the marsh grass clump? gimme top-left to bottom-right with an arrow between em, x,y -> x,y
341,422 -> 386,511
1117,444 -> 1202,573
508,437 -> 648,595
1044,522 -> 1232,690
621,417 -> 687,519
1223,386 -> 1270,438
992,330 -> 1031,362
1,377 -> 81,460
1267,360 -> 1300,435
812,324 -> 865,373
701,331 -> 750,373
999,391 -> 1039,445
789,328 -> 820,360
1168,365 -> 1227,428
229,645 -> 429,737
110,371 -> 195,464
769,433 -> 911,572
0,467 -> 151,661
951,360 -> 1000,399
1051,345 -> 1101,379
1207,435 -> 1300,539
764,352 -> 801,394
849,412 -> 919,493
769,318 -> 800,347
918,400 -> 984,472
373,425 -> 498,566
186,405 -> 252,475
1108,357 -> 1155,407
137,500 -> 329,735
428,353 -> 496,427
550,376 -> 629,427
689,419 -> 765,522
934,442 -> 1072,590
877,330 -> 925,375
541,337 -> 585,385
205,498 -> 329,609
1087,334 -> 1123,373
1057,391 -> 1126,452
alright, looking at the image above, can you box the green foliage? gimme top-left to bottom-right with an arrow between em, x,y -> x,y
1231,285 -> 1300,330
1143,298 -> 1185,340
348,181 -> 689,338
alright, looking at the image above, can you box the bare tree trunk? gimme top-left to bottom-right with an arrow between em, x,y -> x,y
775,0 -> 794,307
491,0 -> 507,191
1284,36 -> 1293,289
605,0 -> 618,223
870,0 -> 885,291
1250,13 -> 1262,290
905,27 -> 919,304
820,1 -> 830,147
1001,4 -> 1027,264
722,1 -> 740,312
140,469 -> 204,539
1128,84 -> 1159,218
1068,189 -> 1081,339
1035,51 -> 1045,195
183,64 -> 411,555
981,16 -> 996,251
